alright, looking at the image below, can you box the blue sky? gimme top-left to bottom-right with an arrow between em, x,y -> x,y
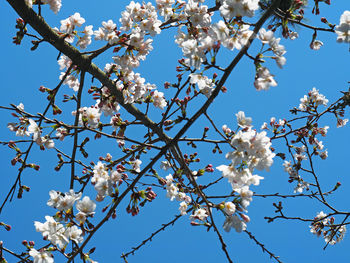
0,1 -> 349,262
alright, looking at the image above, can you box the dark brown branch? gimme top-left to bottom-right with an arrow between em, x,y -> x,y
121,213 -> 185,259
70,71 -> 85,189
244,230 -> 283,263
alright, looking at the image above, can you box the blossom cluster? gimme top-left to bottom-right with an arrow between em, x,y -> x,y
8,111 -> 55,150
175,20 -> 254,70
281,87 -> 349,193
299,87 -> 329,111
300,87 -> 349,127
110,1 -> 162,74
96,87 -> 121,116
161,160 -> 212,222
160,158 -> 210,221
55,5 -> 168,109
93,20 -> 119,45
69,77 -> 166,134
261,116 -> 314,193
156,0 -> 178,20
90,157 -> 143,202
120,1 -> 162,35
283,160 -> 310,193
258,28 -> 287,69
59,13 -> 89,46
91,161 -> 123,201
8,2 -> 350,262
29,190 -> 97,261
47,190 -> 96,223
58,55 -> 80,91
170,0 -> 264,71
164,174 -> 192,216
217,111 -> 275,232
251,27 -> 290,90
189,73 -> 215,98
310,211 -> 346,245
56,14 -> 91,90
30,190 -> 96,262
172,1 -> 283,93
34,215 -> 83,249
254,67 -> 277,91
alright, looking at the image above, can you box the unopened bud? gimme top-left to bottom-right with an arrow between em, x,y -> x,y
240,214 -> 250,223
218,203 -> 225,210
321,17 -> 328,23
164,82 -> 170,89
39,86 -> 47,92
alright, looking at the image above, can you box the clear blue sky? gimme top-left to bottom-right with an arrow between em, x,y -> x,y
0,1 -> 349,262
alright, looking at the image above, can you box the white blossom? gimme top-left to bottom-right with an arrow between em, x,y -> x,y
335,11 -> 350,43
223,215 -> 247,233
76,196 -> 96,216
236,111 -> 252,128
34,216 -> 69,249
224,202 -> 236,216
66,225 -> 83,244
310,40 -> 323,50
179,201 -> 188,215
28,119 -> 41,141
29,249 -> 54,263
254,67 -> 277,91
166,183 -> 178,201
152,90 -> 167,109
190,208 -> 208,221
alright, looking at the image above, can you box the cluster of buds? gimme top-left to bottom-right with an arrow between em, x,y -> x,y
127,187 -> 157,216
310,211 -> 346,245
13,18 -> 26,45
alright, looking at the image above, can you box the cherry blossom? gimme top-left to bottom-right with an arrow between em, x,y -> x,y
254,67 -> 277,91
76,196 -> 96,216
42,0 -> 62,14
335,10 -> 350,43
310,40 -> 324,50
220,0 -> 259,20
29,249 -> 54,263
34,216 -> 69,249
27,119 -> 41,141
189,73 -> 214,98
299,87 -> 328,111
224,202 -> 236,216
2,1 -> 350,262
223,215 -> 247,233
190,208 -> 208,221
236,111 -> 252,128
152,90 -> 167,109
310,211 -> 347,245
179,201 -> 188,215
